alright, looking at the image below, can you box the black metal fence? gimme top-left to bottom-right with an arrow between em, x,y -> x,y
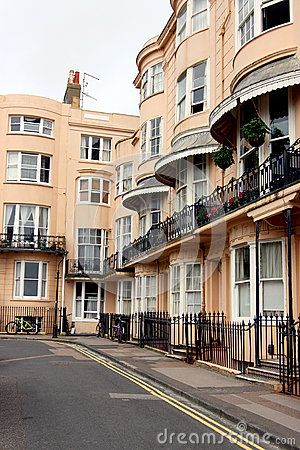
0,305 -> 56,334
279,316 -> 300,396
0,234 -> 65,254
97,312 -> 299,379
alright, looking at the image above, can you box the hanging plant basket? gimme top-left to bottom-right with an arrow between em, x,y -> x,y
241,116 -> 270,148
212,144 -> 234,171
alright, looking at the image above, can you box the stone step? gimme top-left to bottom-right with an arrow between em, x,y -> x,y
236,374 -> 281,389
247,366 -> 281,381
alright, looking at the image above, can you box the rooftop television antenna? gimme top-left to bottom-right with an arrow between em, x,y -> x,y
81,72 -> 100,108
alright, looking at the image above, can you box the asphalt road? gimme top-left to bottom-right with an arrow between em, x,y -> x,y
0,339 -> 264,450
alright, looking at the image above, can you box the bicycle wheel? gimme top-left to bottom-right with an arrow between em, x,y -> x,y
26,324 -> 39,335
5,321 -> 19,335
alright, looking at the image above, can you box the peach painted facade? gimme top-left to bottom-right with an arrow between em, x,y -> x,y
1,0 -> 300,334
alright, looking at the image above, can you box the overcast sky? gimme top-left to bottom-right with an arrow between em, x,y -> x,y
0,0 -> 172,115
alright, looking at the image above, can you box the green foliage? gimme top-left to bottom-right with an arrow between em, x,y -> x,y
241,116 -> 270,142
212,144 -> 234,171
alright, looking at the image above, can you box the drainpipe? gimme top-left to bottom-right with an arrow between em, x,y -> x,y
255,220 -> 260,367
157,260 -> 160,312
286,208 -> 293,322
60,254 -> 66,333
220,0 -> 231,100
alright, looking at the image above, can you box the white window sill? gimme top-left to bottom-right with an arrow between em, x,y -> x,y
77,202 -> 110,207
7,132 -> 55,140
12,298 -> 48,301
74,319 -> 98,323
79,159 -> 112,165
4,181 -> 52,188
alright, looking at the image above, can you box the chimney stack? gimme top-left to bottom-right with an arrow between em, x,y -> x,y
63,70 -> 81,108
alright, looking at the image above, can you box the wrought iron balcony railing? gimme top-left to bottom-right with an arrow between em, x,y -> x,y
0,234 -> 66,254
66,258 -> 103,277
120,139 -> 300,264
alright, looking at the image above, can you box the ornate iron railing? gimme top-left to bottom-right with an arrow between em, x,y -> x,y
0,233 -> 65,254
66,258 -> 103,277
120,139 -> 300,264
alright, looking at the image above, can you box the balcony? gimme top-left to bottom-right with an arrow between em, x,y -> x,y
120,139 -> 300,264
66,259 -> 102,278
0,234 -> 65,254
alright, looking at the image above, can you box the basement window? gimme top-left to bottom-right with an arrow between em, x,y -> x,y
262,0 -> 290,31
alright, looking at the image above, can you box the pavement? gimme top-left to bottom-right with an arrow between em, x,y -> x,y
1,334 -> 300,449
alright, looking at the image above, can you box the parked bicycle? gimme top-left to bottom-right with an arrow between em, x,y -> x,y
5,317 -> 39,335
96,317 -> 105,338
113,317 -> 125,343
62,313 -> 75,336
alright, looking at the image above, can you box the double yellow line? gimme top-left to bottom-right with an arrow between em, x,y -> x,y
64,343 -> 265,450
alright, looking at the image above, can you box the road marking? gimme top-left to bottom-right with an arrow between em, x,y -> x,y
109,393 -> 160,400
0,354 -> 56,363
62,343 -> 265,450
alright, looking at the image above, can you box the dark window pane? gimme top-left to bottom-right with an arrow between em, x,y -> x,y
91,148 -> 100,160
92,137 -> 100,149
270,88 -> 289,139
262,0 -> 290,31
24,280 -> 38,296
76,282 -> 82,298
271,137 -> 290,155
24,262 -> 39,279
41,155 -> 50,169
85,282 -> 98,296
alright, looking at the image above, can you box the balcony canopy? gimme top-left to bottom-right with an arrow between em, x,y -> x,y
155,129 -> 218,187
122,176 -> 169,211
210,56 -> 300,141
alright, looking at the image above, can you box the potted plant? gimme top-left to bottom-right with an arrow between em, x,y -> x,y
212,144 -> 235,171
241,116 -> 270,147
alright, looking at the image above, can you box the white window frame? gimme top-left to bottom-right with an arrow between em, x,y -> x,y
77,228 -> 108,273
177,60 -> 208,122
134,275 -> 157,312
236,0 -> 292,50
9,116 -> 53,137
4,204 -> 49,238
185,263 -> 202,314
170,262 -> 202,315
78,177 -> 110,205
74,281 -> 105,321
176,2 -> 188,44
259,240 -> 285,316
233,245 -> 251,319
14,261 -> 48,299
116,163 -> 133,196
117,280 -> 133,315
116,216 -> 132,265
6,152 -> 51,184
139,198 -> 161,236
191,0 -> 208,33
231,239 -> 286,321
140,117 -> 163,162
80,135 -> 112,162
171,265 -> 181,316
140,62 -> 164,101
175,155 -> 208,211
